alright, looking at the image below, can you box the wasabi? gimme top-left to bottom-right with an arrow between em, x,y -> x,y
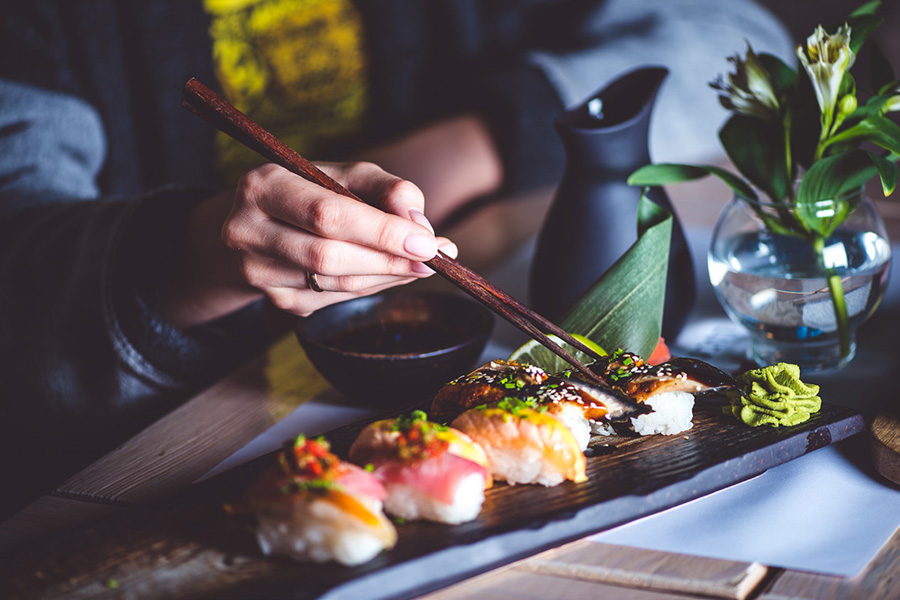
726,363 -> 821,427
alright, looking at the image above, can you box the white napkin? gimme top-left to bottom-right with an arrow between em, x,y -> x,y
591,438 -> 900,577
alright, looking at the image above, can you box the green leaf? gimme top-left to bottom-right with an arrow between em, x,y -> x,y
860,93 -> 895,117
844,13 -> 883,54
758,53 -> 798,99
796,151 -> 874,237
825,115 -> 900,155
720,115 -> 790,202
865,150 -> 899,195
849,0 -> 881,18
559,194 -> 671,359
627,163 -> 711,185
628,163 -> 757,199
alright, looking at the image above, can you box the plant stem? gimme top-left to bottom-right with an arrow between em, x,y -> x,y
783,107 -> 794,201
827,273 -> 850,358
814,235 -> 851,359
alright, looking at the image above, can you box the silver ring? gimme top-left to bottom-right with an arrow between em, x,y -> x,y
307,272 -> 324,293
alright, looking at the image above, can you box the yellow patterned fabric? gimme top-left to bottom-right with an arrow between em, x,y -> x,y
204,0 -> 369,185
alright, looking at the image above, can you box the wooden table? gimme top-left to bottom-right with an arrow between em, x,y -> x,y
1,181 -> 899,599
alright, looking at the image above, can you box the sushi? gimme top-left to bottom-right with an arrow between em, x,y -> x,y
230,435 -> 397,566
349,411 -> 491,524
451,398 -> 587,486
431,360 -> 549,422
432,360 -> 646,445
585,351 -> 740,435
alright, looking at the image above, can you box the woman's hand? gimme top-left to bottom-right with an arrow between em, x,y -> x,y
161,161 -> 456,328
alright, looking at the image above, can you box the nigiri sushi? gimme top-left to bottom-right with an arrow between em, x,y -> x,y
349,411 -> 491,524
431,360 -> 548,422
586,351 -> 740,435
432,360 -> 646,444
230,435 -> 397,566
451,399 -> 587,487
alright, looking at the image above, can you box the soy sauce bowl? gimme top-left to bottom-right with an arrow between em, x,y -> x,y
295,291 -> 493,406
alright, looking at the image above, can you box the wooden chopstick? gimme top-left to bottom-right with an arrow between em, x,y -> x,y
181,78 -> 605,381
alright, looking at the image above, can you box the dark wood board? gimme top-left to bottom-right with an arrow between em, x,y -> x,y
0,401 -> 863,600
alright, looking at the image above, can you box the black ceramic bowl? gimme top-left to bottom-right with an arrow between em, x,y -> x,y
295,291 -> 493,405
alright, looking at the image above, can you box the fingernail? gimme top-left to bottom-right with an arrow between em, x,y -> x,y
438,241 -> 458,259
409,209 -> 434,234
412,261 -> 433,274
404,233 -> 437,259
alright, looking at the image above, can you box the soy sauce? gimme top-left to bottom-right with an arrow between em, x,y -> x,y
325,321 -> 461,354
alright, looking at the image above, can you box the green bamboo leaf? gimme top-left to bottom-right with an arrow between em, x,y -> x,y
825,115 -> 900,155
628,163 -> 757,200
560,194 -> 671,359
720,115 -> 790,202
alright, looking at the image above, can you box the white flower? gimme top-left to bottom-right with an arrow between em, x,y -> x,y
797,24 -> 856,119
710,43 -> 780,121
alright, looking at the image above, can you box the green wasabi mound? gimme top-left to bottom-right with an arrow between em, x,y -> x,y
726,362 -> 821,427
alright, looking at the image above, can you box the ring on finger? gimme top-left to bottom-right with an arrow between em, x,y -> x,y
307,272 -> 325,293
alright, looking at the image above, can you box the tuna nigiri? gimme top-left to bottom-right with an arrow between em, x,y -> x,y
349,411 -> 491,524
230,435 -> 397,566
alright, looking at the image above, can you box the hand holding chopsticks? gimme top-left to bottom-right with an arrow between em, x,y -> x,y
182,78 -> 605,382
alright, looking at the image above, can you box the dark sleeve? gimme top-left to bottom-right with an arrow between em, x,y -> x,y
0,71 -> 272,517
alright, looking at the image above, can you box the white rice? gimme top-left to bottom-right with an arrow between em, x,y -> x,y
549,403 -> 591,450
488,443 -> 567,487
255,494 -> 392,566
630,391 -> 694,435
383,472 -> 485,524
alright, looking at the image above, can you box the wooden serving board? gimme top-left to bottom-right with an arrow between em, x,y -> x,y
0,401 -> 863,600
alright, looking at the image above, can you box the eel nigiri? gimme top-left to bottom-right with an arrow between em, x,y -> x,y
349,411 -> 491,524
431,360 -> 548,422
432,360 -> 646,443
230,435 -> 397,566
586,351 -> 740,435
451,399 -> 587,487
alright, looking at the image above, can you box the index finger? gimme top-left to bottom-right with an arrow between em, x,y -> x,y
320,161 -> 430,226
252,165 -> 438,261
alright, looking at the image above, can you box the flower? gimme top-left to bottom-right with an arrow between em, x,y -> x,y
628,1 -> 900,365
711,43 -> 780,122
797,24 -> 855,122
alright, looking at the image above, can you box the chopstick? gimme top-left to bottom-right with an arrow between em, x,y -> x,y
181,77 -> 606,381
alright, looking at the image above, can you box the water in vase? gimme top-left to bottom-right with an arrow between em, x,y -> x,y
708,229 -> 891,370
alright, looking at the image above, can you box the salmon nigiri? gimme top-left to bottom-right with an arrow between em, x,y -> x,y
451,399 -> 587,487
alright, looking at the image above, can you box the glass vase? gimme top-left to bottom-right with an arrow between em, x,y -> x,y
708,190 -> 891,373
